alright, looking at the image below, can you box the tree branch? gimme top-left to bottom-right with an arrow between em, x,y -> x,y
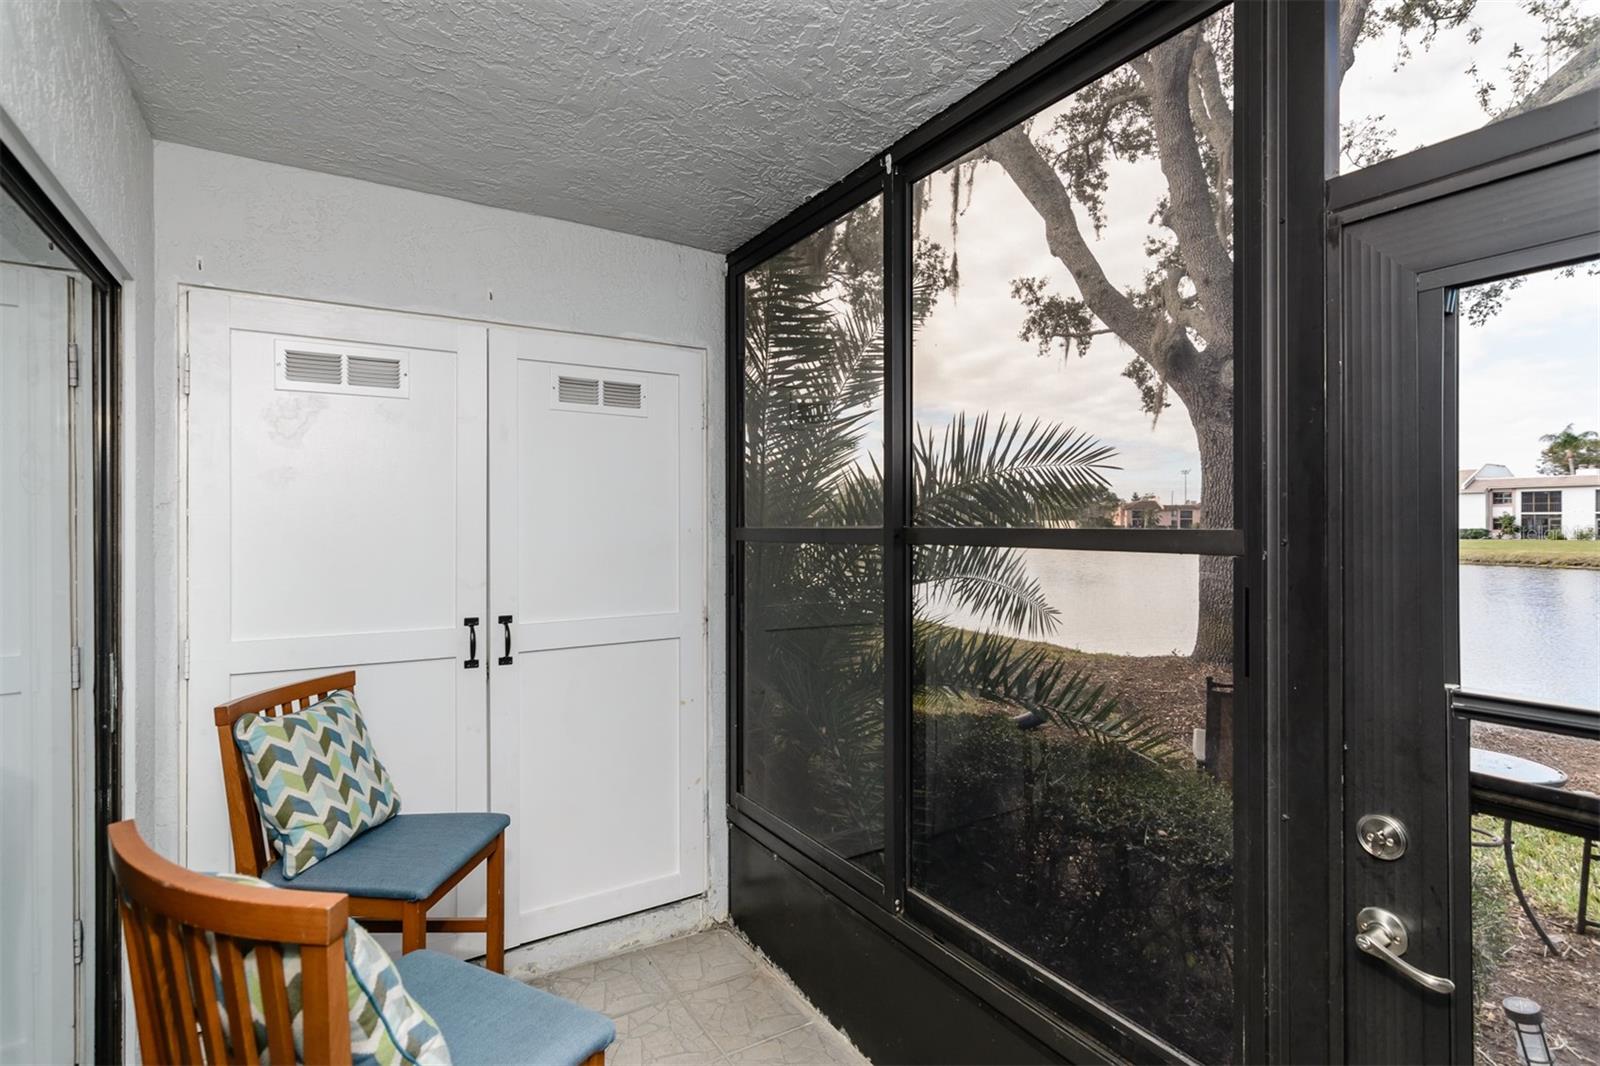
1189,34 -> 1233,245
1132,28 -> 1234,343
980,127 -> 1158,365
1339,0 -> 1374,79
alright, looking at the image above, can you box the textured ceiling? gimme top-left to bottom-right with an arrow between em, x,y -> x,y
97,0 -> 1099,251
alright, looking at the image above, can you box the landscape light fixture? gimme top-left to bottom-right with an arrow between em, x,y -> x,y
1502,996 -> 1554,1066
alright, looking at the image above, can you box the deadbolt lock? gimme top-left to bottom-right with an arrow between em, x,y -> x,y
1356,813 -> 1409,861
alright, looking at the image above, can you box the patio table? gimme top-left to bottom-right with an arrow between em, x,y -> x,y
1469,747 -> 1599,954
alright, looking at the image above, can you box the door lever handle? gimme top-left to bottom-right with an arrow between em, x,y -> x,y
1355,907 -> 1455,994
463,617 -> 480,669
498,615 -> 513,666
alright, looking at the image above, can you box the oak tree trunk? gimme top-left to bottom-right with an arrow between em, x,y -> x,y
1192,401 -> 1234,664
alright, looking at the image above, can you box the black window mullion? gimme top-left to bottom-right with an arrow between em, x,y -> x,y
884,155 -> 912,915
726,263 -> 745,817
906,525 -> 1246,556
733,527 -> 884,544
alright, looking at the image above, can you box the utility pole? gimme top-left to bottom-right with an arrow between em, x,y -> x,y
1180,468 -> 1191,502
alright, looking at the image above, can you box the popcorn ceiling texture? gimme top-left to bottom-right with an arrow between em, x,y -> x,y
99,0 -> 1098,251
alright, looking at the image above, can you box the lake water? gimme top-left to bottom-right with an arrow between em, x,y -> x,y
1460,563 -> 1600,709
934,550 -> 1201,656
933,550 -> 1600,708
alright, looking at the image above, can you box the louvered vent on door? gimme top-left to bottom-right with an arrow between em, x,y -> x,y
558,376 -> 601,405
603,380 -> 643,409
283,350 -> 342,385
275,340 -> 411,398
347,355 -> 403,390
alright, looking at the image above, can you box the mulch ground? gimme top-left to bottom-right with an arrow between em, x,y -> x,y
1476,911 -> 1600,1065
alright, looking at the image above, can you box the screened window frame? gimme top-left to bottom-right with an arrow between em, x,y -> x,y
725,1 -> 1268,1061
1520,489 -> 1562,514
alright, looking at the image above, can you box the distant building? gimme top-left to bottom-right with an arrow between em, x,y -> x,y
1113,497 -> 1202,529
1458,464 -> 1600,537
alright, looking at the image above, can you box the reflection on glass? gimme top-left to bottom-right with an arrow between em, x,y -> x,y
742,543 -> 883,877
912,6 -> 1233,534
742,197 -> 884,527
1457,262 -> 1600,709
1467,722 -> 1599,1063
1340,0 -> 1600,173
912,548 -> 1234,1062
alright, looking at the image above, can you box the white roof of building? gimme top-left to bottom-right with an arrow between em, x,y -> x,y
1465,474 -> 1600,491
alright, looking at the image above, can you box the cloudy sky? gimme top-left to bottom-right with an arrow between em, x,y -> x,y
911,95 -> 1212,509
901,0 -> 1597,507
1460,267 -> 1599,477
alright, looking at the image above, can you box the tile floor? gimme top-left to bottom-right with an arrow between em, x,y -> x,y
524,926 -> 869,1065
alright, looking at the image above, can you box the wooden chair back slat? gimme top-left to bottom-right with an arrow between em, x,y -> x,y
144,912 -> 184,1060
257,946 -> 296,1063
120,898 -> 165,1063
184,924 -> 230,1065
215,937 -> 258,1066
161,917 -> 205,1063
109,821 -> 351,1065
213,671 -> 357,876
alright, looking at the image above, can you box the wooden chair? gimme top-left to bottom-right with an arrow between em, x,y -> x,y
110,821 -> 612,1066
110,820 -> 353,1064
215,671 -> 508,971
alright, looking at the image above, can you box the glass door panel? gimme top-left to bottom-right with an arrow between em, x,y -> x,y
1455,260 -> 1600,1063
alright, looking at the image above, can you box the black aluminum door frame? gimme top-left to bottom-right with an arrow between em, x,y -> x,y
1328,92 -> 1600,1064
1,142 -> 126,1065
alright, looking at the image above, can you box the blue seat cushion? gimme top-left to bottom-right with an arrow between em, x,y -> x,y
261,812 -> 509,901
395,950 -> 615,1066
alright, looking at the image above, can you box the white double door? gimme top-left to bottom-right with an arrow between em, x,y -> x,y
186,291 -> 706,949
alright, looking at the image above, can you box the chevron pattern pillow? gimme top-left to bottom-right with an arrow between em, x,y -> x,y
209,873 -> 451,1065
234,689 -> 401,878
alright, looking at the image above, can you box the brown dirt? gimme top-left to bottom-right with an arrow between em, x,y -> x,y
991,634 -> 1229,744
1472,722 -> 1600,796
1476,912 -> 1600,1066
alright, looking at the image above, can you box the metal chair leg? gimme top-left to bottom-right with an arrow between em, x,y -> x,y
1578,836 -> 1598,937
1503,818 -> 1561,955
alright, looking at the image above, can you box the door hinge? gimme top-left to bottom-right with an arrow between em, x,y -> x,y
181,350 -> 192,396
72,918 -> 84,966
68,341 -> 81,388
70,645 -> 82,690
182,638 -> 192,680
1444,289 -> 1459,316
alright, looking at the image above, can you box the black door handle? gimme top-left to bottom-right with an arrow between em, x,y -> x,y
464,617 -> 479,669
498,615 -> 513,665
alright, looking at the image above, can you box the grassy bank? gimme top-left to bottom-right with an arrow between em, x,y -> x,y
1459,539 -> 1600,568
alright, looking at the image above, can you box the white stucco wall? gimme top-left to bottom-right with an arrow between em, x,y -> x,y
151,141 -> 729,916
1458,492 -> 1486,530
1560,488 -> 1598,535
1,0 -> 159,858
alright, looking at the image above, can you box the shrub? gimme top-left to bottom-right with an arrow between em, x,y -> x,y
1470,828 -> 1514,1001
913,713 -> 1233,1062
1460,528 -> 1490,539
1571,526 -> 1596,541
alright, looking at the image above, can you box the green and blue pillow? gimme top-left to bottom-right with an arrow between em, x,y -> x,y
234,689 -> 401,878
209,873 -> 450,1065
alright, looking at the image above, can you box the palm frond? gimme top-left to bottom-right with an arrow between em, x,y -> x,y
913,544 -> 1059,637
914,623 -> 1178,762
914,413 -> 1119,526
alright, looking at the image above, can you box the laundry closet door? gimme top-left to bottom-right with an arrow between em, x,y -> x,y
185,291 -> 489,923
488,327 -> 706,946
